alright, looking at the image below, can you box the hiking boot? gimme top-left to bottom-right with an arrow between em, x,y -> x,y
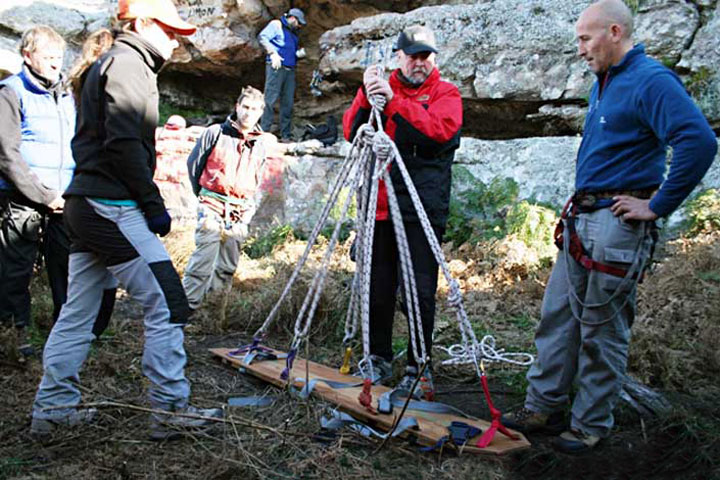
501,407 -> 565,434
395,366 -> 435,401
18,343 -> 36,358
552,429 -> 601,454
16,327 -> 36,359
30,408 -> 98,438
359,355 -> 392,384
150,405 -> 224,441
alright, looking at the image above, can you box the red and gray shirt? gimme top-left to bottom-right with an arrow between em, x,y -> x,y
187,118 -> 268,222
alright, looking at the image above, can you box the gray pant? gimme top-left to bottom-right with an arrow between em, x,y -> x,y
260,64 -> 296,138
524,207 -> 655,438
182,204 -> 249,309
33,200 -> 190,419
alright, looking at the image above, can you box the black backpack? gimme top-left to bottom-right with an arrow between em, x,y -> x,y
302,115 -> 338,146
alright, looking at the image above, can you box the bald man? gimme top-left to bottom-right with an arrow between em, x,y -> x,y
502,0 -> 716,453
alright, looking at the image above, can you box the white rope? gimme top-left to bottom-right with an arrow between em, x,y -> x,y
436,335 -> 534,367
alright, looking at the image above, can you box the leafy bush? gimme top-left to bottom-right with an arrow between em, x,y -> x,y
684,189 -> 720,235
243,224 -> 294,259
505,201 -> 558,261
322,186 -> 356,243
445,167 -> 519,246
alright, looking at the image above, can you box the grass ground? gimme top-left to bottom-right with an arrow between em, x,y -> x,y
1,226 -> 718,479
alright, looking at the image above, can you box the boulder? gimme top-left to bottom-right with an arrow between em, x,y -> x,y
318,0 -> 705,137
678,1 -> 720,129
0,0 -> 109,40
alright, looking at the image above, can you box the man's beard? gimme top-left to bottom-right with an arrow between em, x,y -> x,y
407,70 -> 428,86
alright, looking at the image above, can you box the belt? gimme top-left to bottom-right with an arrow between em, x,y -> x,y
572,188 -> 656,208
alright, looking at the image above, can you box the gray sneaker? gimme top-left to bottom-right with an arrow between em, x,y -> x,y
359,355 -> 393,384
150,405 -> 224,441
30,408 -> 98,438
396,366 -> 435,401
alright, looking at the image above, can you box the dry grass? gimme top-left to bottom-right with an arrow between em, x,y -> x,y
631,231 -> 720,392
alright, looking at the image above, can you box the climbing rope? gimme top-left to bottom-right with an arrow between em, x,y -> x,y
242,42 -> 533,387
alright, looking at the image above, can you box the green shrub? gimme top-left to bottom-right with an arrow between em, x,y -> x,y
505,201 -> 558,260
158,101 -> 209,126
321,186 -> 357,243
243,224 -> 294,259
445,167 -> 519,246
684,189 -> 720,235
684,67 -> 720,123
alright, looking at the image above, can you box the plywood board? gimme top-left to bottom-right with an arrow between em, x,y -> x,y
211,347 -> 530,455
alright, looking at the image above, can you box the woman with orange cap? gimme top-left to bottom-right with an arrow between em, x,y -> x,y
31,0 -> 223,441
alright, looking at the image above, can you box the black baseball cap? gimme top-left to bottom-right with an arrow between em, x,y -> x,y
393,25 -> 438,55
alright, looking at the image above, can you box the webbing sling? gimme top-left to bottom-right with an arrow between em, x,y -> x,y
321,410 -> 419,440
229,341 -> 288,365
294,377 -> 364,399
554,199 -> 641,279
227,396 -> 276,407
377,388 -> 472,417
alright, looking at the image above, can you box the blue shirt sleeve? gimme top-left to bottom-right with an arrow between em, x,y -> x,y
258,21 -> 283,53
638,71 -> 717,217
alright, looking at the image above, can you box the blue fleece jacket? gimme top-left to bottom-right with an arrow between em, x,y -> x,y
576,44 -> 717,217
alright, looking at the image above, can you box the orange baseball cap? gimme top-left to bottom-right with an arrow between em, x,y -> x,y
118,0 -> 197,36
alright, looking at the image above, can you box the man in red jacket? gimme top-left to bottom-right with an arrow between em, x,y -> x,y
342,25 -> 463,398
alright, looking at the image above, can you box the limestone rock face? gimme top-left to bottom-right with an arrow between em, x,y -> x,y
678,1 -> 720,129
1,0 -> 718,238
226,137 -> 720,235
2,0 -> 718,137
0,35 -> 22,78
318,0 -> 706,137
169,0 -> 274,75
0,0 -> 109,40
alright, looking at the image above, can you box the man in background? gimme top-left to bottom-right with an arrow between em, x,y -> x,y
257,8 -> 307,142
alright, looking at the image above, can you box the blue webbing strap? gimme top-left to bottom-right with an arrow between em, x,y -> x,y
419,421 -> 482,452
227,396 -> 276,407
320,410 -> 419,439
377,389 -> 472,417
294,377 -> 364,399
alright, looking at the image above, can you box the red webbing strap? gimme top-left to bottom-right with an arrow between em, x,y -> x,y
555,201 -> 638,279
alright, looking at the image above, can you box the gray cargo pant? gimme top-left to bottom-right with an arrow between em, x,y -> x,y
524,207 -> 655,438
182,204 -> 250,310
33,198 -> 191,420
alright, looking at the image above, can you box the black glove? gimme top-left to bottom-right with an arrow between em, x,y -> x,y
146,210 -> 172,237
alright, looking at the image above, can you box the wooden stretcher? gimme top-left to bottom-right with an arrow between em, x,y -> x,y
211,347 -> 530,455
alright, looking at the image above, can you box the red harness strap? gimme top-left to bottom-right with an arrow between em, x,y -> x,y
553,200 -> 639,279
